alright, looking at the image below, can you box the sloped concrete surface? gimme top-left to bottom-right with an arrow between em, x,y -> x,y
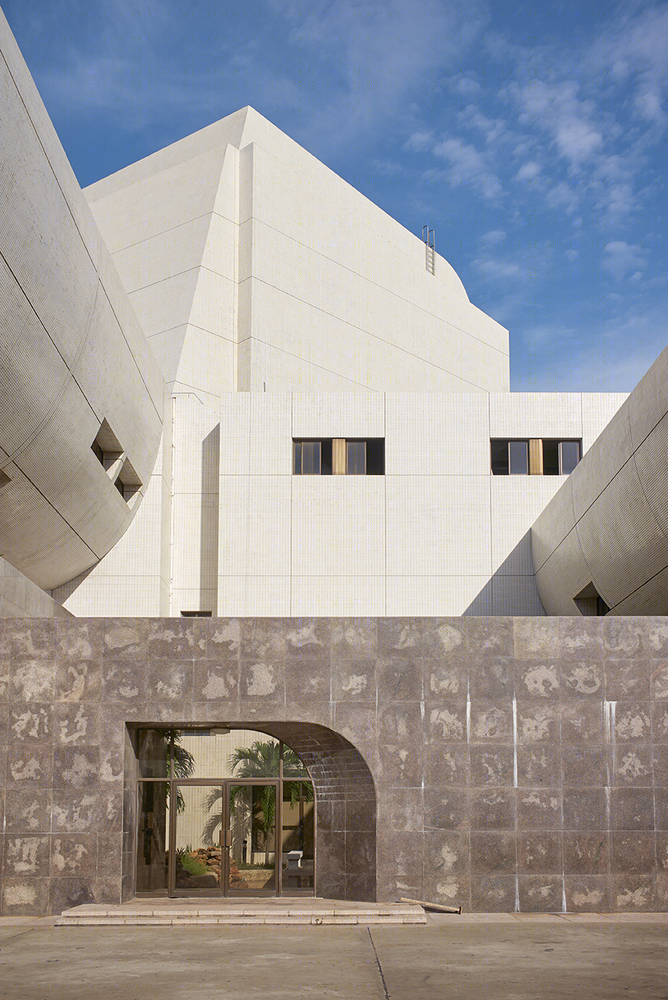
0,914 -> 667,999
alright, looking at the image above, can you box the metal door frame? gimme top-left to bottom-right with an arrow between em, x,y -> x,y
168,778 -> 281,897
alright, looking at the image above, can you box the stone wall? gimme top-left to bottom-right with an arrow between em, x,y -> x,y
1,616 -> 667,915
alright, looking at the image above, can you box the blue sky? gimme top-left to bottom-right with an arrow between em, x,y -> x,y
4,0 -> 667,392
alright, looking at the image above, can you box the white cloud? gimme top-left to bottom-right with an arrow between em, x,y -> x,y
510,79 -> 603,172
601,241 -> 647,281
480,230 -> 506,246
404,130 -> 434,152
432,136 -> 502,199
515,160 -> 540,181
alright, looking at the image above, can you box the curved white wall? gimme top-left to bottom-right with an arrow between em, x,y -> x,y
532,347 -> 668,615
0,11 -> 164,591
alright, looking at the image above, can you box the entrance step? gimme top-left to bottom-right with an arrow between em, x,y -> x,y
56,898 -> 426,926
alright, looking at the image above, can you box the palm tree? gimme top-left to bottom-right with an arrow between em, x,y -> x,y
203,739 -> 313,863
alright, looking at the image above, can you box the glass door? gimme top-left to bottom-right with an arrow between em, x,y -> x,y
223,781 -> 278,895
171,784 -> 224,896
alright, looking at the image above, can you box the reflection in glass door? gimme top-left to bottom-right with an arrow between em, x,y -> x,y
171,785 -> 224,895
224,782 -> 278,895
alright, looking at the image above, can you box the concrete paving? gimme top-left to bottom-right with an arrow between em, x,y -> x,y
0,914 -> 666,999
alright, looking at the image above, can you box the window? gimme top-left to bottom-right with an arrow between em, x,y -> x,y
91,421 -> 142,502
293,439 -> 384,475
574,583 -> 609,616
0,469 -> 10,489
491,438 -> 581,476
181,610 -> 212,617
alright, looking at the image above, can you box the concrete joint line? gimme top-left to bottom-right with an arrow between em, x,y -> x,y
368,927 -> 391,1000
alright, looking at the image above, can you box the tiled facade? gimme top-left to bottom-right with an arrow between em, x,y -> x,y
2,615 -> 668,915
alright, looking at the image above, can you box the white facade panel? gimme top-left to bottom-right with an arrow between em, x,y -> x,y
489,393 -> 583,438
292,394 -> 385,440
291,576 -> 385,616
386,575 -> 492,615
385,393 -> 489,476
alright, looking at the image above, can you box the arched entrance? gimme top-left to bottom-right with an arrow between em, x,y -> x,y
133,723 -> 377,901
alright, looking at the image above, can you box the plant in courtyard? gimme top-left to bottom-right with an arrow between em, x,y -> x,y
202,739 -> 313,862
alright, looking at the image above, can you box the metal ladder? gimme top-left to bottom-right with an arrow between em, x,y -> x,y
422,225 -> 435,275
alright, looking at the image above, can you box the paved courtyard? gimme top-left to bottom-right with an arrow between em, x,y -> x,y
0,913 -> 666,999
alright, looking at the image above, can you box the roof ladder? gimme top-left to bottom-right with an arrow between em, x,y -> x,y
422,225 -> 435,275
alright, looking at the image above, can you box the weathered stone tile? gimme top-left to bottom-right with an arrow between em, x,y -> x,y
331,661 -> 374,702
564,875 -> 610,912
316,874 -> 345,899
423,659 -> 468,701
563,789 -> 606,831
101,661 -> 146,704
561,746 -> 606,787
613,745 -> 652,786
345,798 -> 375,833
424,789 -> 469,831
1,878 -> 49,916
379,702 -> 421,743
468,658 -> 513,699
377,787 -> 424,832
517,875 -> 563,912
239,660 -> 285,704
344,873 -> 375,901
562,661 -> 604,697
316,830 -> 346,873
651,663 -> 668,700
563,832 -> 609,875
652,702 -> 668,742
103,620 -> 149,660
5,745 -> 53,787
53,747 -> 100,791
379,742 -> 422,787
656,833 -> 668,871
330,619 -> 376,661
96,832 -> 123,878
470,702 -> 512,742
53,703 -> 100,746
285,659 -> 331,706
378,618 -> 467,659
470,746 -> 514,787
55,660 -> 102,702
3,837 -> 50,877
148,619 -> 207,660
517,789 -> 561,831
285,620 -> 331,660
423,745 -> 469,788
94,876 -> 123,905
513,619 -> 561,660
516,746 -> 561,787
424,701 -> 467,742
9,704 -> 51,744
613,702 -> 652,741
613,874 -> 655,911
193,660 -> 239,703
560,618 -> 603,660
147,661 -> 194,703
376,655 -> 422,701
345,831 -> 375,875
654,873 -> 668,911
652,745 -> 668,785
10,621 -> 56,660
56,620 -> 104,662
609,788 -> 655,831
646,622 -> 668,657
561,702 -> 603,743
515,661 -> 560,700
471,874 -> 516,912
50,835 -> 97,878
10,660 -> 55,702
52,790 -> 99,832
468,617 -> 513,656
0,660 -> 9,701
376,830 -> 423,880
422,872 -> 470,911
611,832 -> 656,874
470,831 -> 515,874
205,618 -> 241,659
604,659 -> 650,700
333,703 -> 376,746
471,789 -> 515,830
49,877 -> 96,914
518,832 -> 562,874
516,703 -> 560,743
424,830 -> 469,876
602,619 -> 644,658
5,789 -> 52,833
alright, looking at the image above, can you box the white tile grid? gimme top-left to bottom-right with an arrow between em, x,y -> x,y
385,476 -> 492,576
490,477 -> 563,576
217,576 -> 291,616
385,393 -> 490,476
291,392 -> 385,439
174,326 -> 236,398
581,392 -> 628,451
290,576 -> 386,616
218,475 -> 292,577
489,393 -> 584,438
385,575 -> 492,615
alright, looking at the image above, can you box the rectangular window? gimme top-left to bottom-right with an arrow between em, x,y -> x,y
492,438 -> 581,476
293,439 -> 383,475
542,440 -> 582,475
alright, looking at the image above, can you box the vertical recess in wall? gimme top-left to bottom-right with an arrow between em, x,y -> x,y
201,424 -> 220,609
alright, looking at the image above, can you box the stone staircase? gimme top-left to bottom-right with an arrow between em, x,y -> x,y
56,898 -> 426,926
